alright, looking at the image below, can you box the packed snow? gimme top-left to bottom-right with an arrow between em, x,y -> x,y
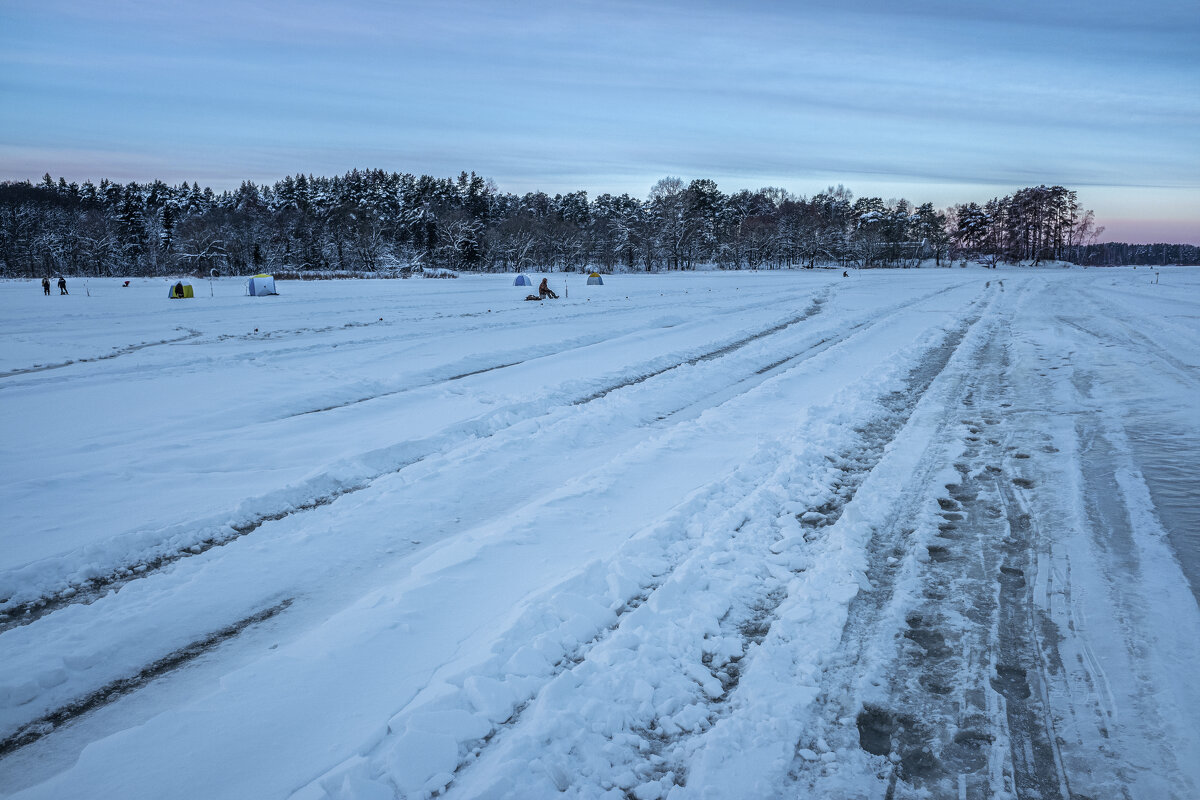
1,267 -> 1197,799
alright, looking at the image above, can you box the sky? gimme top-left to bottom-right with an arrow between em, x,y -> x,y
2,0 -> 1198,243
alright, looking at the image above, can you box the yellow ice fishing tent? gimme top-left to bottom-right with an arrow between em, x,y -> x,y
169,283 -> 194,298
587,272 -> 604,285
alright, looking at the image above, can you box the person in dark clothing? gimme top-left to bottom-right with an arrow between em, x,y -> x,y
57,277 -> 67,295
174,281 -> 185,298
843,271 -> 848,277
538,278 -> 558,299
42,277 -> 50,295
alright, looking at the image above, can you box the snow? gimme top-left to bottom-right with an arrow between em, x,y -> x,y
1,267 -> 1198,799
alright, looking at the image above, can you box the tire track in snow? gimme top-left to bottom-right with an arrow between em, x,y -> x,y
0,486 -> 365,632
289,355 -> 528,417
0,290 -> 858,761
0,291 -> 832,631
1,283 -> 966,649
0,284 -> 964,762
273,283 -> 990,800
286,365 -> 526,417
289,290 -> 820,418
835,296 -> 1200,800
991,478 -> 1072,800
1043,361 -> 1200,798
1072,284 -> 1200,384
427,293 -> 990,799
0,598 -> 291,757
573,294 -> 828,404
788,293 -> 1083,800
425,517 -> 758,799
644,307 -> 990,792
0,328 -> 202,380
2,282 -> 953,631
818,317 -> 1069,799
644,306 -> 989,795
864,326 -> 1026,800
784,301 -> 1013,798
635,284 -> 963,427
0,283 -> 983,785
1055,314 -> 1200,389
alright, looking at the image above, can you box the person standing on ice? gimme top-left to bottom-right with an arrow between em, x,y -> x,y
41,276 -> 50,295
57,276 -> 68,295
538,277 -> 558,299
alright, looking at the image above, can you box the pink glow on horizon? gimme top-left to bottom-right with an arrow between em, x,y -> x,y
1098,219 -> 1200,246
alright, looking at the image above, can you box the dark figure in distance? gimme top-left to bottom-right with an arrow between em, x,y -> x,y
41,277 -> 50,295
174,281 -> 185,298
843,271 -> 848,277
539,278 -> 558,299
57,277 -> 67,295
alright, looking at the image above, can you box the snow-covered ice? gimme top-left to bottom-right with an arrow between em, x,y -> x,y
1,268 -> 1197,799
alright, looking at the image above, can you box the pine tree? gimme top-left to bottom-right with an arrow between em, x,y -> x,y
119,186 -> 147,270
160,204 -> 175,253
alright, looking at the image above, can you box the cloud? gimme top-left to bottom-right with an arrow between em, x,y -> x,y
2,0 -> 1197,240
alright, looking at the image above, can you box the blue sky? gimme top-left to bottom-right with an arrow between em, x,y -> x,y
2,0 -> 1198,242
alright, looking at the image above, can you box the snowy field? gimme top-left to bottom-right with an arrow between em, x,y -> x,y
1,267 -> 1198,799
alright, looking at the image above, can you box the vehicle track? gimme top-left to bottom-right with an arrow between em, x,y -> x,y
789,295 -> 1086,800
841,325 -> 1070,800
0,328 -> 201,379
2,298 -> 837,630
0,293 -> 834,628
646,309 -> 991,789
0,284 -> 983,764
9,283 -> 970,633
574,294 -> 828,404
0,598 -> 291,757
1072,284 -> 1200,382
0,480 -> 374,632
785,304 -> 1016,798
292,291 -> 827,418
11,285 -> 956,633
1056,313 -> 1200,389
432,293 -> 990,798
993,478 -> 1071,800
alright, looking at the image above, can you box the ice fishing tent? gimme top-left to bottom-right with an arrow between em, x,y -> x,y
513,274 -> 533,286
168,283 -> 194,298
247,274 -> 278,296
587,272 -> 604,285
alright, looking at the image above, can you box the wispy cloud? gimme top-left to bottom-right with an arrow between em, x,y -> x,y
2,0 -> 1197,240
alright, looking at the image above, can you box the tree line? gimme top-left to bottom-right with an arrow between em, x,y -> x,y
0,170 -> 1192,277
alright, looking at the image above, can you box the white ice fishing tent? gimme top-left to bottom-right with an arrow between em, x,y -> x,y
587,272 -> 604,285
247,274 -> 278,296
513,274 -> 533,286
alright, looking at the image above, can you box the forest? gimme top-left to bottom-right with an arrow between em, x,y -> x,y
0,171 -> 1194,278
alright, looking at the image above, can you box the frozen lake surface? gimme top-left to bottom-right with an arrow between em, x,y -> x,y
1,267 -> 1197,799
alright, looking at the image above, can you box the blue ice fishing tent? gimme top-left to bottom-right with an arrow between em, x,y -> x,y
247,274 -> 278,296
513,274 -> 533,286
587,272 -> 604,285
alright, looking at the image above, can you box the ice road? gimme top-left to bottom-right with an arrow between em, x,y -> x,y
1,267 -> 1197,799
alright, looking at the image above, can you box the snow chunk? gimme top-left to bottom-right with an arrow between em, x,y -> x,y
463,675 -> 517,723
386,730 -> 460,794
406,708 -> 492,742
503,645 -> 552,677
